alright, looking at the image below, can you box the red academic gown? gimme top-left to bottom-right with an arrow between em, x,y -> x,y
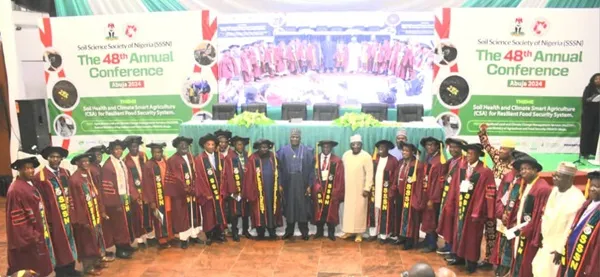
101,158 -> 136,247
510,177 -> 552,277
34,167 -> 77,267
378,42 -> 391,73
490,168 -> 521,267
164,153 -> 199,234
264,47 -> 276,76
275,45 -> 286,74
334,45 -> 348,69
124,152 -> 149,240
312,154 -> 345,225
286,45 -> 298,73
223,151 -> 250,217
396,159 -> 425,240
451,161 -> 495,262
6,177 -> 55,277
142,158 -> 172,242
240,51 -> 253,83
68,169 -> 104,259
218,54 -> 235,83
368,156 -> 398,235
558,199 -> 600,277
398,48 -> 414,80
243,152 -> 283,228
421,154 -> 445,233
436,156 -> 464,243
194,152 -> 228,232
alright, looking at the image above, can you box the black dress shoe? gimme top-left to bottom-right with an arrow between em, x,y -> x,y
146,238 -> 159,247
205,238 -> 213,246
67,269 -> 83,277
233,233 -> 240,242
158,243 -> 170,250
302,235 -> 309,241
477,261 -> 493,270
466,261 -> 477,274
314,232 -> 324,239
420,246 -> 436,253
190,238 -> 204,245
180,240 -> 189,249
137,242 -> 147,249
447,258 -> 466,266
282,232 -> 294,240
116,250 -> 132,259
243,231 -> 253,239
328,234 -> 336,241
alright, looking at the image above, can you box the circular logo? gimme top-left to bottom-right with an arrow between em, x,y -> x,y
155,176 -> 161,182
524,215 -> 532,222
532,18 -> 549,36
135,180 -> 141,186
384,181 -> 389,188
86,195 -> 91,201
583,226 -> 592,235
447,176 -> 452,183
469,184 -> 474,191
234,168 -> 240,174
207,169 -> 213,176
184,173 -> 190,179
509,201 -> 515,208
437,75 -> 471,109
55,188 -> 62,196
328,175 -> 334,181
385,14 -> 401,27
125,24 -> 137,38
50,79 -> 80,111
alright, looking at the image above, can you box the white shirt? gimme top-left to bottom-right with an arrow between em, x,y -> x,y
374,156 -> 388,209
46,165 -> 60,177
320,153 -> 331,181
131,155 -> 142,182
110,155 -> 129,196
182,154 -> 192,172
206,151 -> 216,169
577,200 -> 600,226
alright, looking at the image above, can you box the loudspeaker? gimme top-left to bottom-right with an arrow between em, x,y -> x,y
16,99 -> 51,154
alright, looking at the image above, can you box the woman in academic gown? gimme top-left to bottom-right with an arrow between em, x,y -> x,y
580,73 -> 600,158
6,157 -> 55,277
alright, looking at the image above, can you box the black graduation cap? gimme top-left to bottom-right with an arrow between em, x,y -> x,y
124,136 -> 143,147
253,139 -> 274,150
511,150 -> 528,160
85,145 -> 106,154
147,142 -> 167,149
107,139 -> 126,153
445,137 -> 467,147
400,142 -> 418,153
318,140 -> 338,147
221,49 -> 230,53
172,136 -> 193,148
229,45 -> 240,49
40,146 -> 69,160
588,171 -> 600,180
214,129 -> 232,140
375,140 -> 394,149
420,136 -> 443,148
70,153 -> 95,165
11,156 -> 40,170
230,136 -> 250,146
462,143 -> 485,157
198,133 -> 218,147
513,155 -> 543,172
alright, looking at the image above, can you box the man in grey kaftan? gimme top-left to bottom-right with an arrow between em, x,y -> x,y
277,129 -> 315,240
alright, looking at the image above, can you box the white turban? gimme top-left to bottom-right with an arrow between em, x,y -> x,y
556,162 -> 577,176
350,134 -> 362,143
396,129 -> 407,137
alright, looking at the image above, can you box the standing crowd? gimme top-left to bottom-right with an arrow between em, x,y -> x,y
5,126 -> 599,277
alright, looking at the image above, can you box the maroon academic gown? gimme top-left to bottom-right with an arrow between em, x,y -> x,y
223,151 -> 250,217
243,152 -> 283,228
558,200 -> 600,277
68,169 -> 103,259
6,177 -> 54,277
452,161 -> 495,262
124,152 -> 149,239
142,158 -> 171,240
510,177 -> 552,277
100,158 -> 136,247
312,154 -> 345,225
194,152 -> 228,232
490,168 -> 521,266
34,167 -> 77,267
89,162 -> 106,215
421,154 -> 445,233
164,153 -> 198,234
436,156 -> 464,243
368,156 -> 398,234
396,159 -> 425,240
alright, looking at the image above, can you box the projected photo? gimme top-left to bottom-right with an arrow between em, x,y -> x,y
217,12 -> 435,109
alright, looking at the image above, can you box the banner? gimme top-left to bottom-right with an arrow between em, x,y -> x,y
431,8 -> 600,153
216,12 -> 435,110
40,11 -> 218,155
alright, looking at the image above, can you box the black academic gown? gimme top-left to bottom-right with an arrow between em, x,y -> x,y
580,78 -> 600,156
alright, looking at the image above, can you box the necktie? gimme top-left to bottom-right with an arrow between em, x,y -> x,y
322,155 -> 328,170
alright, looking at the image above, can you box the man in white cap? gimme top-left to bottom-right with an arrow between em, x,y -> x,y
341,134 -> 374,242
389,129 -> 408,160
531,162 -> 585,277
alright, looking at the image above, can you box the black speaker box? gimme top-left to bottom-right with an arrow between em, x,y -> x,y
16,99 -> 51,154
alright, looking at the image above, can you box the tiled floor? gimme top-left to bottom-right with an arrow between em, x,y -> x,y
0,197 -> 494,276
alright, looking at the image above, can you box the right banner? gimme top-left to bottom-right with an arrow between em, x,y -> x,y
431,8 -> 600,153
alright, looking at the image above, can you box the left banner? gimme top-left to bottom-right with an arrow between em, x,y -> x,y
39,11 -> 218,155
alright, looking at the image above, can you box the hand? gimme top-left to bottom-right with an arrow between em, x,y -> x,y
207,195 -> 213,200
233,193 -> 240,199
427,200 -> 434,209
551,251 -> 562,265
502,214 -> 509,225
362,191 -> 370,197
279,186 -> 284,192
101,213 -> 109,220
480,123 -> 488,132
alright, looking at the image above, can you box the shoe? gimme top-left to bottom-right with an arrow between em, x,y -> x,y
466,261 -> 477,274
233,233 -> 240,242
366,236 -> 377,242
477,261 -> 493,270
447,258 -> 465,266
67,269 -> 83,277
94,262 -> 109,269
115,250 -> 132,259
269,234 -> 278,241
403,241 -> 414,251
158,243 -> 171,250
314,231 -> 324,239
302,235 -> 309,241
282,232 -> 294,240
105,251 -> 115,258
436,245 -> 451,255
354,236 -> 363,243
146,238 -> 159,247
214,234 -> 227,243
180,240 -> 189,249
101,256 -> 115,263
328,234 -> 336,241
84,269 -> 101,276
243,231 -> 253,239
137,242 -> 147,249
420,246 -> 436,253
378,238 -> 386,245
205,238 -> 212,246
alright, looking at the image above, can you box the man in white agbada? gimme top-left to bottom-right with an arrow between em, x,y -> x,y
531,162 -> 585,277
346,37 -> 361,73
341,134 -> 373,242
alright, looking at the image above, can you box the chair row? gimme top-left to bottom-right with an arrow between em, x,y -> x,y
212,103 -> 424,122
